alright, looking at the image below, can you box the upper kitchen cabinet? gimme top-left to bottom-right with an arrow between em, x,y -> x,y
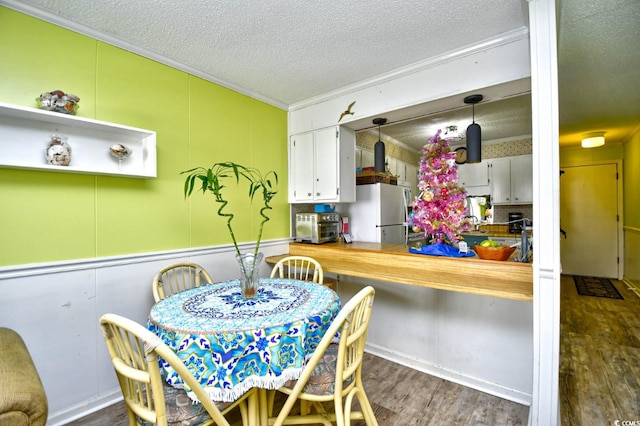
289,125 -> 355,203
457,162 -> 490,196
490,154 -> 532,204
355,146 -> 374,169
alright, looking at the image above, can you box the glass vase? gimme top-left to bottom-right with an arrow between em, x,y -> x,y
46,134 -> 71,166
235,252 -> 263,300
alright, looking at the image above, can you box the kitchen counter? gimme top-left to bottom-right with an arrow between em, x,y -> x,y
279,241 -> 533,301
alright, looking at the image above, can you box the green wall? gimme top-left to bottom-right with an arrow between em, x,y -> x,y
623,131 -> 640,228
0,7 -> 289,266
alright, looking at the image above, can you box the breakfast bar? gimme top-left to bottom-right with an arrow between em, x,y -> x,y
267,240 -> 535,405
274,241 -> 533,301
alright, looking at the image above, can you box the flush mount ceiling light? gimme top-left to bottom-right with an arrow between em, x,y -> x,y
373,117 -> 387,172
443,125 -> 464,141
464,94 -> 483,163
581,131 -> 605,148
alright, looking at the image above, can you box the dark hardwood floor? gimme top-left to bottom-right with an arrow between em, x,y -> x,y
67,274 -> 640,425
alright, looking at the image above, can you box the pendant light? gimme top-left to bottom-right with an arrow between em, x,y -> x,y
464,94 -> 483,163
373,117 -> 387,172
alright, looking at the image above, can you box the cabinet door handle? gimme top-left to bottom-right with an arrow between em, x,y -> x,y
307,192 -> 312,196
316,192 -> 320,196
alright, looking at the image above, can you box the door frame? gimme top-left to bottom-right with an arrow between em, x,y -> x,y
559,159 -> 624,279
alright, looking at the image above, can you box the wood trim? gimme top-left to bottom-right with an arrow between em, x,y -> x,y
285,242 -> 533,301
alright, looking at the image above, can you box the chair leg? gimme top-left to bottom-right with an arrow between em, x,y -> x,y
267,389 -> 276,416
247,390 -> 259,426
239,400 -> 248,426
300,400 -> 310,415
259,388 -> 268,426
345,388 -> 378,426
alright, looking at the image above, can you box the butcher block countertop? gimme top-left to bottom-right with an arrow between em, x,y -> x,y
269,241 -> 533,302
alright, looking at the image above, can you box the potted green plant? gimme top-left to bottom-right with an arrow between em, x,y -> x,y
182,162 -> 278,299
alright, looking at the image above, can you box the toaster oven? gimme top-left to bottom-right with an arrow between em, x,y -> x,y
295,213 -> 340,244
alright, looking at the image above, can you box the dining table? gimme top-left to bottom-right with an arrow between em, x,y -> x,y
146,277 -> 341,425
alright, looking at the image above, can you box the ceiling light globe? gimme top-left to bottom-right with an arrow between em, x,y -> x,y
581,132 -> 605,148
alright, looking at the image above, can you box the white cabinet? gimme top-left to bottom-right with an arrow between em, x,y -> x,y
361,149 -> 374,169
510,155 -> 533,203
355,147 -> 374,170
457,162 -> 491,196
289,126 -> 355,203
0,102 -> 156,178
458,162 -> 490,187
405,163 -> 418,201
490,155 -> 532,205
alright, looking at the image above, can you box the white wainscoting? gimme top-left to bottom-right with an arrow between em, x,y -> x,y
624,226 -> 640,298
0,239 -> 291,426
336,276 -> 534,406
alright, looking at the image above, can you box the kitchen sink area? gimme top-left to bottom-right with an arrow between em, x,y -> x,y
461,223 -> 533,263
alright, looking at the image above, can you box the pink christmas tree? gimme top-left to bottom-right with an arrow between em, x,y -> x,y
411,130 -> 470,245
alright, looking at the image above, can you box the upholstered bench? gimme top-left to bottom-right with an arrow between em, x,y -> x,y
0,328 -> 48,426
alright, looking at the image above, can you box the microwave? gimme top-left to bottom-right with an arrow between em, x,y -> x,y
295,213 -> 340,244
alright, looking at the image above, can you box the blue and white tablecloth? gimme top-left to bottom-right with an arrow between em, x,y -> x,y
147,278 -> 341,402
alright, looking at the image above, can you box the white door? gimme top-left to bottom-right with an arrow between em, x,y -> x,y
490,158 -> 511,204
380,225 -> 405,244
313,127 -> 338,201
379,184 -> 405,226
290,132 -> 314,202
560,163 -> 619,278
511,155 -> 533,204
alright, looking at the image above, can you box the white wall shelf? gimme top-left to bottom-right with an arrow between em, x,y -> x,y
0,102 -> 156,178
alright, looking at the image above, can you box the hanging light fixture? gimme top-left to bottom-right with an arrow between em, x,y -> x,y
443,125 -> 463,141
373,117 -> 387,172
581,131 -> 605,148
464,94 -> 483,163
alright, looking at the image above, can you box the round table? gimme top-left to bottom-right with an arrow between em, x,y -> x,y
147,278 -> 341,403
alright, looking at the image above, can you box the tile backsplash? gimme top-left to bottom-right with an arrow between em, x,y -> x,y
493,205 -> 533,225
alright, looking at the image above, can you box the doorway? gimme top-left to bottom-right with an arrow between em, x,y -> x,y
560,162 -> 622,278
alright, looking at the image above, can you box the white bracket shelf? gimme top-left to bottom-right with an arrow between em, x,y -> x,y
0,102 -> 156,178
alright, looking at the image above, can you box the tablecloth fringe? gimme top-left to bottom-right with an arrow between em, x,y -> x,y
185,367 -> 304,404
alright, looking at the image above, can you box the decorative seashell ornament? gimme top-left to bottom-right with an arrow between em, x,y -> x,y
109,144 -> 131,160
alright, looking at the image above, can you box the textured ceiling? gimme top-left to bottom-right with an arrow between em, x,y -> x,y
3,0 -> 639,150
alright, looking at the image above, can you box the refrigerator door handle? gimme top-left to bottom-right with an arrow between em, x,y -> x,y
376,223 -> 405,228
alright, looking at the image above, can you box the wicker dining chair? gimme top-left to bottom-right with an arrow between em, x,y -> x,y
99,313 -> 257,426
268,286 -> 378,426
269,256 -> 324,285
152,262 -> 213,302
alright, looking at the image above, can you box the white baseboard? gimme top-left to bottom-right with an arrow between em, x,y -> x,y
365,342 -> 533,406
48,391 -> 122,426
623,278 -> 640,299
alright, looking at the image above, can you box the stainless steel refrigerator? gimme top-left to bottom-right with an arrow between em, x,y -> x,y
338,183 -> 408,244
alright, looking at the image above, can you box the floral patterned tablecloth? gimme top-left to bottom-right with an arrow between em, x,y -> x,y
147,278 -> 341,402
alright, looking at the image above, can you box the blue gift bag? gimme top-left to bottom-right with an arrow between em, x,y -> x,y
409,242 -> 475,258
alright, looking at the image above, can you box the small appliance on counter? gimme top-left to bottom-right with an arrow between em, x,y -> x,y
295,212 -> 340,244
509,212 -> 523,233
